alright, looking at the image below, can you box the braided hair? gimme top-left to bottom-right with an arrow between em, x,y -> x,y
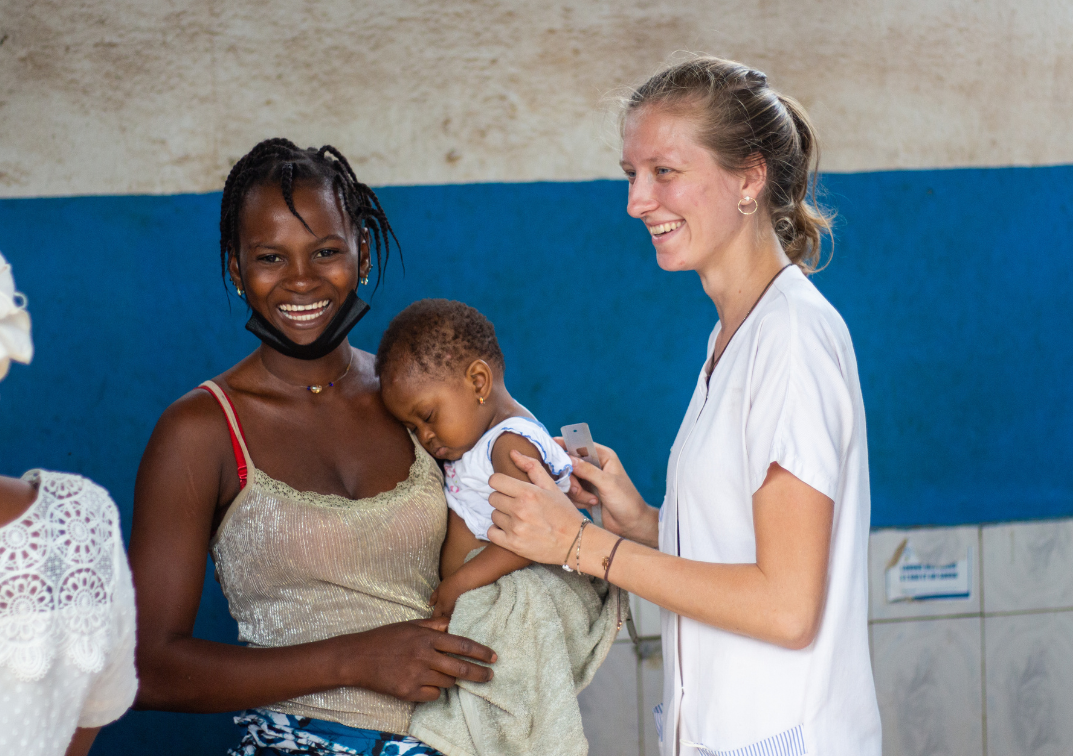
219,138 -> 398,291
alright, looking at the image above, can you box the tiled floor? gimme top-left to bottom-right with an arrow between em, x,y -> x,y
577,518 -> 1073,756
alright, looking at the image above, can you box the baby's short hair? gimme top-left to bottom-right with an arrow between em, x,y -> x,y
375,299 -> 505,379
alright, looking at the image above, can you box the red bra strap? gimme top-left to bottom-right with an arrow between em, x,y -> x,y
198,385 -> 249,490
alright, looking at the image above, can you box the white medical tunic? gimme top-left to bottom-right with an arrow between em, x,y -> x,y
656,266 -> 881,756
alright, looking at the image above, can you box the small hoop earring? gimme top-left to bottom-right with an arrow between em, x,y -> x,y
478,396 -> 485,405
360,275 -> 369,286
737,196 -> 758,216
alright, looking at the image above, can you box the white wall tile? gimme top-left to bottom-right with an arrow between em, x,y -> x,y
982,519 -> 1073,613
984,611 -> 1073,755
631,595 -> 663,638
869,527 -> 981,621
579,641 -> 640,756
872,617 -> 983,756
638,642 -> 664,756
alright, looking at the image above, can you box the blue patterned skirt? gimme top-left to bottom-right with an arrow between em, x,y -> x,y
229,709 -> 444,756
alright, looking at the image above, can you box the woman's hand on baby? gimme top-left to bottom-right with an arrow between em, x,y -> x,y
339,620 -> 496,701
564,443 -> 655,543
486,451 -> 587,564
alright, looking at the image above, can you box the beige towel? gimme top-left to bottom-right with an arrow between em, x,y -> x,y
408,562 -> 627,756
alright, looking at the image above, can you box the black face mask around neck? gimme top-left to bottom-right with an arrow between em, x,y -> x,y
245,290 -> 370,360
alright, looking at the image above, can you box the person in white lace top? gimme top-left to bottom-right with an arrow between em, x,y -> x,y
0,251 -> 138,756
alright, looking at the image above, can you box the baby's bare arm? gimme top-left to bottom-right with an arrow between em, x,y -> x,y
441,510 -> 483,580
432,541 -> 531,618
441,543 -> 532,596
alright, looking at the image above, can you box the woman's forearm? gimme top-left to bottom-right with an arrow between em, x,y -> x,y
577,527 -> 820,649
488,455 -> 831,648
135,634 -> 351,712
137,619 -> 496,713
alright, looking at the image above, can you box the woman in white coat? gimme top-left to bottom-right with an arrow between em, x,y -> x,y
487,57 -> 881,756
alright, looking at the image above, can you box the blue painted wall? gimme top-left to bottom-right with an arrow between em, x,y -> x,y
1,168 -> 1071,752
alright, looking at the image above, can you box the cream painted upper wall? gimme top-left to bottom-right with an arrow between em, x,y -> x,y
1,0 -> 1072,197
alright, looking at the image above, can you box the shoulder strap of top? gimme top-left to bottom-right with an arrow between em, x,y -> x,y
198,381 -> 253,489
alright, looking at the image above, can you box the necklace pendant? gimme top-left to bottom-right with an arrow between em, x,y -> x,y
285,353 -> 352,394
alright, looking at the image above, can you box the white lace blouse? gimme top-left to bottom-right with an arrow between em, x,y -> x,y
0,470 -> 138,755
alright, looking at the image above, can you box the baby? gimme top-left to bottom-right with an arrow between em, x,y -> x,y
377,298 -> 623,756
375,298 -> 573,618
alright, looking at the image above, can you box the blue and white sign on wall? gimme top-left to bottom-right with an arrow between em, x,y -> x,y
885,539 -> 972,602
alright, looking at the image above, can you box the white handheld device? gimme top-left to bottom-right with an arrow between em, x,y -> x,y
561,422 -> 603,527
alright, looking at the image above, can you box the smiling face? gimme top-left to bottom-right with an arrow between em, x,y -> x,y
229,181 -> 371,345
379,362 -> 492,461
621,106 -> 756,276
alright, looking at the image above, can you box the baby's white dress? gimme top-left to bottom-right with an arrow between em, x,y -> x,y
443,416 -> 572,539
0,470 -> 138,755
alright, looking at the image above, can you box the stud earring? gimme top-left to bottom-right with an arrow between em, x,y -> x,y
360,275 -> 369,286
234,282 -> 244,296
478,396 -> 485,405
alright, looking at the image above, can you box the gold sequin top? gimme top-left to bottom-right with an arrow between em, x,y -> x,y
200,380 -> 447,734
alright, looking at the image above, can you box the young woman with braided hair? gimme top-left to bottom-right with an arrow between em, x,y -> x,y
485,58 -> 881,755
130,139 -> 494,755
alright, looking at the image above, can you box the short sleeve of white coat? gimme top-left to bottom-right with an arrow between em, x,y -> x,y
77,526 -> 139,728
744,302 -> 856,500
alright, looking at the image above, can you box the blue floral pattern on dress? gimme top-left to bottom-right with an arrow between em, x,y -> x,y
229,709 -> 444,756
